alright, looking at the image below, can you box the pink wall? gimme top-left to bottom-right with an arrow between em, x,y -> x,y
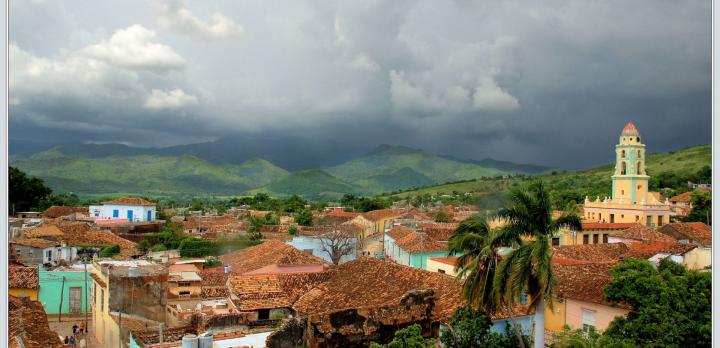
565,299 -> 629,332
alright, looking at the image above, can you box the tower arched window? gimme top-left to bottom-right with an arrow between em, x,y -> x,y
621,150 -> 626,158
621,162 -> 627,175
637,150 -> 641,158
637,161 -> 643,174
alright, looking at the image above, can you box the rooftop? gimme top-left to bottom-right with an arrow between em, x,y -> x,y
243,264 -> 328,275
169,271 -> 203,282
581,222 -> 638,231
625,242 -> 697,259
394,232 -> 448,253
22,224 -> 63,238
669,191 -> 693,203
219,239 -> 329,274
553,243 -> 630,263
229,271 -> 331,311
9,296 -> 63,348
9,266 -> 39,289
553,262 -> 628,308
292,257 -> 462,322
103,197 -> 156,206
428,256 -> 459,267
386,225 -> 415,241
621,122 -> 639,136
10,238 -> 59,249
362,208 -> 404,221
609,225 -> 676,243
658,222 -> 712,246
41,205 -> 88,218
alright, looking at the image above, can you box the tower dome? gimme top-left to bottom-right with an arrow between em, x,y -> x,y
621,122 -> 639,136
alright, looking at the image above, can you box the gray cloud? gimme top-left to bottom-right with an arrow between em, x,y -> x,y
9,0 -> 710,169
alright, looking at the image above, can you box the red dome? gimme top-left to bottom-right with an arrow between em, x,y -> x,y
621,122 -> 639,136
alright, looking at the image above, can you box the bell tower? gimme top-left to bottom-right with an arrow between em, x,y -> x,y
612,122 -> 649,204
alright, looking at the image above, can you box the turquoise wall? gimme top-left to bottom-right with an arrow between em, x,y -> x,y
409,252 -> 448,270
39,267 -> 94,314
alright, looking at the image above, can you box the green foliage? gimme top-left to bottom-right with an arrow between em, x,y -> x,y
9,166 -> 53,213
341,194 -> 391,212
288,226 -> 299,235
282,195 -> 308,213
683,191 -> 711,225
99,244 -> 121,258
602,258 -> 711,347
203,258 -> 221,268
144,222 -> 187,250
295,209 -> 313,226
440,306 -> 528,348
370,324 -> 435,348
550,325 -> 634,348
150,244 -> 167,252
179,239 -> 220,257
434,210 -> 451,223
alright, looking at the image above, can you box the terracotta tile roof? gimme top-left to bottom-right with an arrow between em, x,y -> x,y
625,242 -> 697,259
362,209 -> 404,222
8,296 -> 63,348
219,240 -> 329,274
581,222 -> 638,231
243,264 -> 328,275
669,191 -> 693,203
553,262 -> 629,308
9,266 -> 39,289
58,223 -> 137,258
110,313 -> 161,331
608,225 -> 676,243
658,222 -> 712,246
229,272 -> 330,311
10,238 -> 59,249
90,272 -> 107,288
553,243 -> 630,263
428,257 -> 458,267
168,264 -> 201,273
418,223 -> 458,241
292,257 -> 463,322
386,226 -> 415,240
103,197 -> 156,206
328,210 -> 360,218
394,232 -> 448,253
41,205 -> 88,218
22,224 -> 64,238
202,287 -> 229,299
199,270 -> 229,286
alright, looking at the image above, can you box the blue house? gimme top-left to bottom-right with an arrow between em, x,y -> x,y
384,225 -> 452,270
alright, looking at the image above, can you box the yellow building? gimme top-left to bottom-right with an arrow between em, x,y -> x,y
9,265 -> 39,300
583,123 -> 673,227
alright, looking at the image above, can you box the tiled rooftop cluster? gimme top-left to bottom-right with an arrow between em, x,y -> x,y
8,296 -> 63,348
219,239 -> 329,274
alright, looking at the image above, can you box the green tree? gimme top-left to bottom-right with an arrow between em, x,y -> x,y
683,191 -> 711,225
550,325 -> 634,348
491,181 -> 582,348
179,239 -> 219,257
440,306 -> 528,348
601,258 -> 711,347
288,226 -> 299,235
9,166 -> 53,214
369,324 -> 434,348
99,244 -> 121,258
295,209 -> 313,226
434,210 -> 451,223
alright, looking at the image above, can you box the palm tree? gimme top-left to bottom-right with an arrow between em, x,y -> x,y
448,215 -> 527,347
494,181 -> 581,348
450,181 -> 581,348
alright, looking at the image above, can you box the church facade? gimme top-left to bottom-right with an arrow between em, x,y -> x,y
582,123 -> 674,227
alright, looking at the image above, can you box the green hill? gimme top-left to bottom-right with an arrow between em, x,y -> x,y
326,144 -> 504,185
392,144 -> 711,209
353,167 -> 434,194
12,155 -> 289,199
250,169 -> 358,200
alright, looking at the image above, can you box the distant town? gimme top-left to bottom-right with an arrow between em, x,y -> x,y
7,123 -> 712,347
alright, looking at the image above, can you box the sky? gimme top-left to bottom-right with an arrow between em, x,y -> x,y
9,0 -> 711,169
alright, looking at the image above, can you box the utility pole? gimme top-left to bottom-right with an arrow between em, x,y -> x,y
84,258 -> 89,334
58,276 -> 66,322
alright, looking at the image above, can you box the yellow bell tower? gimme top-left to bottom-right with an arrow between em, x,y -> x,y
611,122 -> 649,204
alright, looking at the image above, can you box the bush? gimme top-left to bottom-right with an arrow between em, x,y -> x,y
99,244 -> 121,258
288,226 -> 299,235
203,258 -> 221,269
179,239 -> 219,257
150,244 -> 167,252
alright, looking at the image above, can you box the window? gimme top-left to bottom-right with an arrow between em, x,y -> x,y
658,215 -> 663,226
621,190 -> 624,195
258,309 -> 270,320
112,209 -> 119,218
610,214 -> 615,223
646,216 -> 653,227
100,289 -> 104,312
552,237 -> 560,246
438,269 -> 446,274
621,162 -> 627,175
637,137 -> 640,142
583,234 -> 589,244
637,150 -> 641,158
603,234 -> 609,243
179,291 -> 191,297
593,234 -> 599,244
637,162 -> 643,174
621,150 -> 626,158
582,309 -> 597,334
637,185 -> 642,191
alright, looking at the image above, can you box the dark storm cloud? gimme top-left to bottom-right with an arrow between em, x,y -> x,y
9,0 -> 710,168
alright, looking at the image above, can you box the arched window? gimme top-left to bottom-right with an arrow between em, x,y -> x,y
621,161 -> 627,175
637,150 -> 641,158
637,137 -> 640,142
621,150 -> 626,158
637,161 -> 643,174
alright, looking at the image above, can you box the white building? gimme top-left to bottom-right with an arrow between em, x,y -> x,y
89,197 -> 157,222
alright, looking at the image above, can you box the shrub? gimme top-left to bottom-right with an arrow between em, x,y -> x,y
179,239 -> 219,257
99,244 -> 121,258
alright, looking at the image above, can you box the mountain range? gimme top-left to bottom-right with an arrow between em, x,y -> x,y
10,140 -> 552,200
